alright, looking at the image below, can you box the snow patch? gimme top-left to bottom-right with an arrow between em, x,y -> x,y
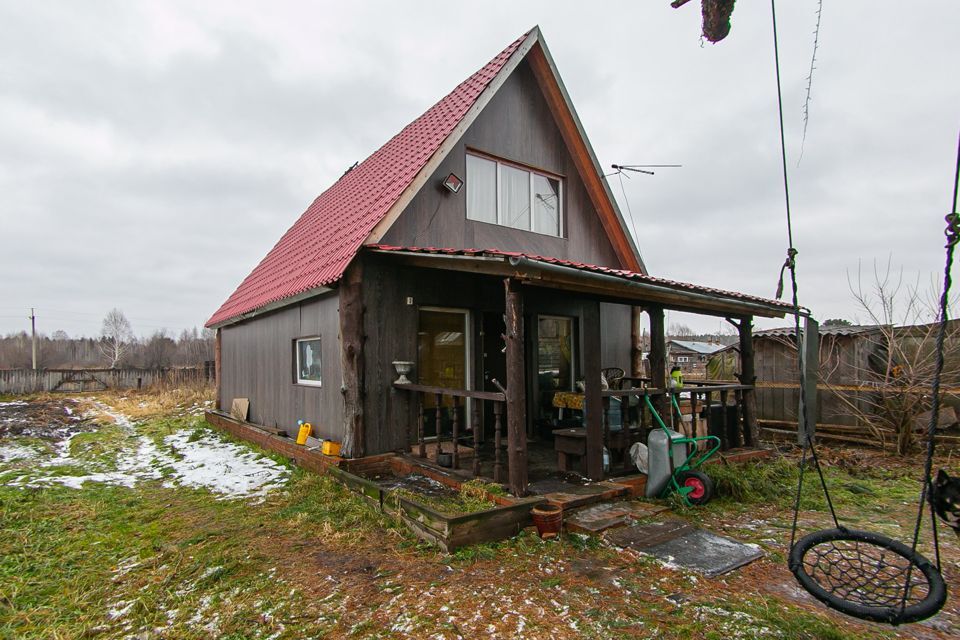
0,443 -> 39,462
161,431 -> 288,499
3,402 -> 289,500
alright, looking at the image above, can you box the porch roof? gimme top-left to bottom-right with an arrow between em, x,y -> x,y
367,245 -> 795,319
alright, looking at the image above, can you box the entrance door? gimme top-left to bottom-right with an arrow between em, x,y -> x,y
537,315 -> 576,425
418,308 -> 471,437
481,312 -> 507,437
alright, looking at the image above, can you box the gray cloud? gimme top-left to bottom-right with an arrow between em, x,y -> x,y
1,1 -> 958,338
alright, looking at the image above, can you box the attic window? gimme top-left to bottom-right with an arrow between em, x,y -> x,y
466,153 -> 562,237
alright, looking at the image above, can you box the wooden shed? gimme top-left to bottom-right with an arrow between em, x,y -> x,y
712,322 -> 960,449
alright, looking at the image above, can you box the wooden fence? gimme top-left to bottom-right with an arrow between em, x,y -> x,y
0,364 -> 214,394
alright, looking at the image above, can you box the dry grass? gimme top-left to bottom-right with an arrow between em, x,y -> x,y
97,385 -> 214,420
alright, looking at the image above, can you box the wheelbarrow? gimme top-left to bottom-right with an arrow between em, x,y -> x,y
643,394 -> 721,506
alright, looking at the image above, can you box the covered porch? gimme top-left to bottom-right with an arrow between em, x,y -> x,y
369,246 -> 792,497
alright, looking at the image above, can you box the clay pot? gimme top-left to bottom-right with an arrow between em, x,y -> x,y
531,503 -> 563,538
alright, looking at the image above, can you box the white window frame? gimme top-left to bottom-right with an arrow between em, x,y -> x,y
295,337 -> 323,387
467,152 -> 564,237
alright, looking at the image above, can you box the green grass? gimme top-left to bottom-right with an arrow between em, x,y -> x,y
1,396 -> 949,639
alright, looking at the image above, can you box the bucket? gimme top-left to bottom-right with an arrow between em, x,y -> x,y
531,504 -> 563,538
321,440 -> 341,456
436,452 -> 453,468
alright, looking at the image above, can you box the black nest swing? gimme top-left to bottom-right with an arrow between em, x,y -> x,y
782,184 -> 958,627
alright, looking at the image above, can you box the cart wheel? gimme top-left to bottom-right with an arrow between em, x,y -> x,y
677,470 -> 714,505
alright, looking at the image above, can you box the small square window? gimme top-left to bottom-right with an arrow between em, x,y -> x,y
296,338 -> 322,386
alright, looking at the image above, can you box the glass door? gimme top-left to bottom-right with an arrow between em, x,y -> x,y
538,316 -> 575,426
418,308 -> 471,435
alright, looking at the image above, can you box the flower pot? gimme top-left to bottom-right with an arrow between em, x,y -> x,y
531,503 -> 563,538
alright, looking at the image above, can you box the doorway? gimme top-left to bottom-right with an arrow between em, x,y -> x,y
418,307 -> 471,436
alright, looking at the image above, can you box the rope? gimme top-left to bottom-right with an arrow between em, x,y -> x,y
899,131 -> 960,613
771,0 -> 840,530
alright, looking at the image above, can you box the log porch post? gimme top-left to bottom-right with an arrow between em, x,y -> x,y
648,305 -> 667,415
630,305 -> 644,378
214,327 -> 222,411
340,261 -> 366,458
584,302 -> 604,480
504,278 -> 528,496
736,316 -> 759,446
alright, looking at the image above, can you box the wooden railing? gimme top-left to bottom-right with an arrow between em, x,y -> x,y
393,382 -> 507,481
602,381 -> 756,449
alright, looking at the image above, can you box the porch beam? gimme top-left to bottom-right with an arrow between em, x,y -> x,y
504,278 -> 529,496
340,261 -> 366,458
584,302 -> 604,480
735,316 -> 760,446
648,306 -> 667,416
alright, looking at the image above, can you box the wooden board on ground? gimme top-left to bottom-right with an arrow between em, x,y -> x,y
565,501 -> 670,534
230,398 -> 249,422
419,441 -> 475,461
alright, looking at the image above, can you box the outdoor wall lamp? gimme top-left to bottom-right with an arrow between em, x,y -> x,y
441,172 -> 463,194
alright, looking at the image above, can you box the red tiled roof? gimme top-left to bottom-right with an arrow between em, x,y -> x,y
206,32 -> 529,327
367,245 -> 795,312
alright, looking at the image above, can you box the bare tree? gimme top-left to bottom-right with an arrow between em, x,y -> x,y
142,329 -> 175,369
99,308 -> 133,368
668,323 -> 693,337
825,260 -> 960,454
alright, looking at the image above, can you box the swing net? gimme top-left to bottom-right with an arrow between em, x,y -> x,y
790,528 -> 946,624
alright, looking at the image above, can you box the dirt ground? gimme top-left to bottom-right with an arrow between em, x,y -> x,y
1,393 -> 959,639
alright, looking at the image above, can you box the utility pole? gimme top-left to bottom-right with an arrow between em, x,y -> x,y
30,308 -> 37,370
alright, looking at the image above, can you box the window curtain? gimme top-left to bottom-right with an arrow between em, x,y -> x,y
533,175 -> 560,235
500,165 -> 530,230
466,155 -> 497,223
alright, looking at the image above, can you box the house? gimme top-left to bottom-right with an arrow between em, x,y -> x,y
667,339 -> 725,377
205,27 -> 792,496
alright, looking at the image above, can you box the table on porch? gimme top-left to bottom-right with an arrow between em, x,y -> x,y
551,391 -> 642,473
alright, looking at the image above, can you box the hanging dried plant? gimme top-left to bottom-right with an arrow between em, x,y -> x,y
671,0 -> 737,44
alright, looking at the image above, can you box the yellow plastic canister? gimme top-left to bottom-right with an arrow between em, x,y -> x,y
321,440 -> 341,456
296,421 -> 312,445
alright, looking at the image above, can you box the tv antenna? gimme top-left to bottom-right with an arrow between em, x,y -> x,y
608,164 -> 682,177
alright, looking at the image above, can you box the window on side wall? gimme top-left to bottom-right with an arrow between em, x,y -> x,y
296,338 -> 322,386
466,152 -> 562,237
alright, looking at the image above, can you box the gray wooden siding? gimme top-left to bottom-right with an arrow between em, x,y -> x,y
219,292 -> 344,439
381,59 -> 623,269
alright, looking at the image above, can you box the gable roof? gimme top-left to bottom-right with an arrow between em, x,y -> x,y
207,27 -> 643,328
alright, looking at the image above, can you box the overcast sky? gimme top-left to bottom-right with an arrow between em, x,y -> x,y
1,1 -> 958,338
